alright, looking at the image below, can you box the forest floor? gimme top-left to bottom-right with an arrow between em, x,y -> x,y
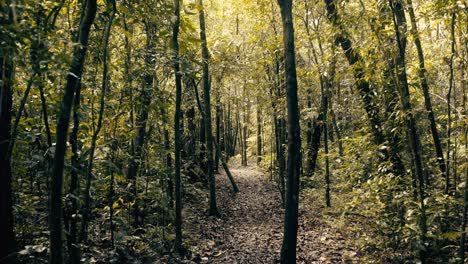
163,160 -> 360,263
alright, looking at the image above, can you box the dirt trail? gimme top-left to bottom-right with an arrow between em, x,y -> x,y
181,162 -> 357,264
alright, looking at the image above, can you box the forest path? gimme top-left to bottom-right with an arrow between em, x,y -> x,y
180,161 -> 357,263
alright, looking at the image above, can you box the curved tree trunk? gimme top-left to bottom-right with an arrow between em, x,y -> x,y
80,0 -> 115,242
324,0 -> 405,177
49,0 -> 97,262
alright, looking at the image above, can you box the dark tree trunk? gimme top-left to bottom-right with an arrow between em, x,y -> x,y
80,1 -> 115,242
305,92 -> 313,172
324,0 -> 405,177
460,128 -> 468,263
406,0 -> 446,177
241,83 -> 248,166
323,81 -> 331,208
108,93 -> 124,250
272,55 -> 287,204
198,0 -> 219,217
161,106 -> 174,205
0,2 -> 16,260
49,0 -> 97,263
307,75 -> 327,179
277,0 -> 302,262
8,78 -> 33,157
389,0 -> 427,261
191,80 -> 239,194
193,78 -> 208,178
215,83 -> 222,171
459,22 -> 468,263
214,141 -> 239,193
257,96 -> 262,165
126,22 -> 156,226
172,0 -> 183,253
66,84 -> 82,264
445,11 -> 456,194
271,81 -> 286,204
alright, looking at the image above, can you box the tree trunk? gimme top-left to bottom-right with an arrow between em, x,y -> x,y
0,2 -> 16,260
406,0 -> 446,177
277,0 -> 302,262
215,83 -> 222,171
198,0 -> 219,217
389,1 -> 427,261
172,0 -> 183,253
80,1 -> 115,242
459,20 -> 468,263
126,22 -> 156,226
445,11 -> 456,194
49,0 -> 97,262
460,120 -> 468,263
324,0 -> 405,177
323,81 -> 331,208
66,83 -> 82,264
242,84 -> 248,166
307,75 -> 327,179
214,141 -> 239,193
257,96 -> 262,165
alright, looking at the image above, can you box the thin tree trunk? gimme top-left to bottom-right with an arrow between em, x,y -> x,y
242,84 -> 248,166
8,77 -> 34,156
126,22 -> 156,226
459,23 -> 467,262
389,1 -> 427,261
460,94 -> 467,262
324,0 -> 405,177
162,108 -> 174,205
277,0 -> 302,262
214,141 -> 239,193
172,0 -> 183,253
445,12 -> 456,194
269,82 -> 285,203
49,0 -> 97,262
80,1 -> 115,242
257,96 -> 262,165
215,82 -> 222,171
406,0 -> 446,177
192,83 -> 240,194
198,0 -> 219,217
38,80 -> 52,147
108,96 -> 124,250
460,131 -> 467,263
323,81 -> 331,208
329,107 -> 343,157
